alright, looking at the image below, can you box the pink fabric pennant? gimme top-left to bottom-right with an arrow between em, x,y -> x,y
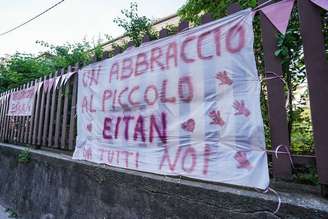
43,78 -> 55,92
54,76 -> 62,89
37,81 -> 43,93
261,0 -> 295,34
60,74 -> 68,87
65,71 -> 76,83
311,0 -> 328,10
60,71 -> 77,86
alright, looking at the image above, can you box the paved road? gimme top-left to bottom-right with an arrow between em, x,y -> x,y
0,204 -> 11,219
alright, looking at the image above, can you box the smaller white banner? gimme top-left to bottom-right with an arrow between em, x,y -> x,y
8,86 -> 36,116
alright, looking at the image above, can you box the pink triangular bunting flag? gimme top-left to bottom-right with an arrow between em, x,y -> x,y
54,76 -> 62,89
311,0 -> 328,10
37,82 -> 43,93
66,71 -> 76,83
60,74 -> 69,87
43,78 -> 55,92
261,0 -> 295,34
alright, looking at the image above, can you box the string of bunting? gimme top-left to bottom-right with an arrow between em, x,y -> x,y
255,0 -> 327,35
36,71 -> 77,93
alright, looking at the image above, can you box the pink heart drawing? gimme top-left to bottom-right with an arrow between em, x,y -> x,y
86,123 -> 92,132
181,119 -> 195,132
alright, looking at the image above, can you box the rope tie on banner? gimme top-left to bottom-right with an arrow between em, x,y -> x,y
264,145 -> 295,168
255,186 -> 282,214
260,71 -> 294,167
274,144 -> 294,168
260,70 -> 291,111
258,71 -> 295,214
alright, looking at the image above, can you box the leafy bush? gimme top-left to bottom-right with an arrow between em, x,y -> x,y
18,148 -> 31,163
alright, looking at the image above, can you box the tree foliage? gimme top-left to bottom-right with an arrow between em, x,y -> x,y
178,0 -> 256,24
0,40 -> 104,92
113,2 -> 157,46
0,2 -> 156,93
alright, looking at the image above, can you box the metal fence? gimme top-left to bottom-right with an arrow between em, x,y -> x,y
0,0 -> 327,196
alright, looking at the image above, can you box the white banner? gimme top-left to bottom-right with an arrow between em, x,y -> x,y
73,9 -> 269,189
8,86 -> 36,116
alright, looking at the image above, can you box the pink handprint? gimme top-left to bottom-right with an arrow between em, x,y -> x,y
216,71 -> 233,86
181,119 -> 195,132
233,100 -> 250,117
83,147 -> 93,160
234,151 -> 252,170
209,110 -> 225,126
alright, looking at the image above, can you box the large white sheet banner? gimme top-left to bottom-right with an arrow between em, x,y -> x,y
8,86 -> 36,116
73,9 -> 269,189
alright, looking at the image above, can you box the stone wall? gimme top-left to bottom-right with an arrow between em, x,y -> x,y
0,143 -> 327,219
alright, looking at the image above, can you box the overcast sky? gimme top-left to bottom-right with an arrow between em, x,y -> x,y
0,0 -> 186,56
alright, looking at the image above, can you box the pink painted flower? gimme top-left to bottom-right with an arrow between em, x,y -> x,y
234,151 -> 252,170
181,119 -> 195,132
86,123 -> 92,132
209,110 -> 225,126
216,71 -> 233,86
233,100 -> 250,117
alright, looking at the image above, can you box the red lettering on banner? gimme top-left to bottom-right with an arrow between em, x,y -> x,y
135,152 -> 139,168
128,86 -> 140,107
81,95 -> 96,113
118,87 -> 129,110
82,66 -> 101,87
97,76 -> 194,111
203,145 -> 211,175
102,89 -> 112,112
123,116 -> 134,140
166,42 -> 178,70
159,145 -> 212,174
121,58 -> 133,80
99,148 -> 106,161
181,147 -> 197,173
144,85 -> 158,106
197,31 -> 213,60
160,146 -> 182,171
134,115 -> 146,142
135,52 -> 149,76
160,80 -> 176,103
213,27 -> 221,56
112,89 -> 118,111
226,24 -> 245,53
83,147 -> 92,160
149,112 -> 167,144
181,36 -> 196,63
107,150 -> 114,163
115,116 -> 121,139
150,47 -> 165,71
90,95 -> 97,112
12,88 -> 35,101
102,112 -> 167,144
97,147 -> 140,169
104,24 -> 247,84
103,117 -> 113,139
116,150 -> 120,165
109,62 -> 119,82
178,76 -> 193,103
81,96 -> 88,113
122,151 -> 134,167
